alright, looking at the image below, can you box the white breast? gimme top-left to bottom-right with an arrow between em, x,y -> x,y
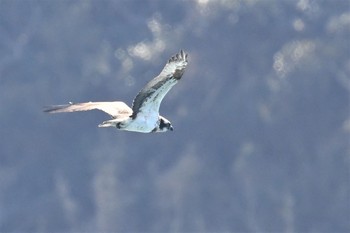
123,113 -> 159,133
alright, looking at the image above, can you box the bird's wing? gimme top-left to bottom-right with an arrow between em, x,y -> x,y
131,50 -> 188,119
44,101 -> 132,118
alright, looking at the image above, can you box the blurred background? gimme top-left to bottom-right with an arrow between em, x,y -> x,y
0,0 -> 349,232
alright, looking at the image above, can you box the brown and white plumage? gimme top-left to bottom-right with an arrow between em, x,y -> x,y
44,50 -> 188,133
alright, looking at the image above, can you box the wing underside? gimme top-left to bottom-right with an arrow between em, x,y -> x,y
131,50 -> 188,118
44,101 -> 132,118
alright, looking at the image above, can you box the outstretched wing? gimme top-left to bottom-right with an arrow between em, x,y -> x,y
44,101 -> 132,118
131,50 -> 188,119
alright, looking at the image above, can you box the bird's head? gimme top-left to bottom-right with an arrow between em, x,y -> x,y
153,116 -> 173,132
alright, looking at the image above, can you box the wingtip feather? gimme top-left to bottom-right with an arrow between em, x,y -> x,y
43,103 -> 73,113
168,50 -> 188,64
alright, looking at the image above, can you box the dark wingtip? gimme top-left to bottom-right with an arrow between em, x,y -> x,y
180,49 -> 188,61
179,49 -> 188,61
43,105 -> 62,113
169,50 -> 188,63
43,103 -> 73,113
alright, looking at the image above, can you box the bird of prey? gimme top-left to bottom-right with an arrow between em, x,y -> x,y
44,50 -> 188,133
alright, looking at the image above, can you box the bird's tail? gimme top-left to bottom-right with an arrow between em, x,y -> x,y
98,119 -> 120,128
98,121 -> 114,128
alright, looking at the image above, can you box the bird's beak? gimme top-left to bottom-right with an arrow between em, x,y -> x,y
170,126 -> 174,131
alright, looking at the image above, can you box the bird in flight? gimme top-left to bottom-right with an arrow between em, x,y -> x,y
44,50 -> 188,133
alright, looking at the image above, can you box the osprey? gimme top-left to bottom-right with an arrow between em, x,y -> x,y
44,50 -> 188,133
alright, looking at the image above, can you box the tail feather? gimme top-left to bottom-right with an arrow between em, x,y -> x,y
98,121 -> 115,128
98,118 -> 125,128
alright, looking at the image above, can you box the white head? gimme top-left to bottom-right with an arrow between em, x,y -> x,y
152,116 -> 173,132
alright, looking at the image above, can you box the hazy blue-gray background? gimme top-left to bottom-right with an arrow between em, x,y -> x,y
1,0 -> 349,232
